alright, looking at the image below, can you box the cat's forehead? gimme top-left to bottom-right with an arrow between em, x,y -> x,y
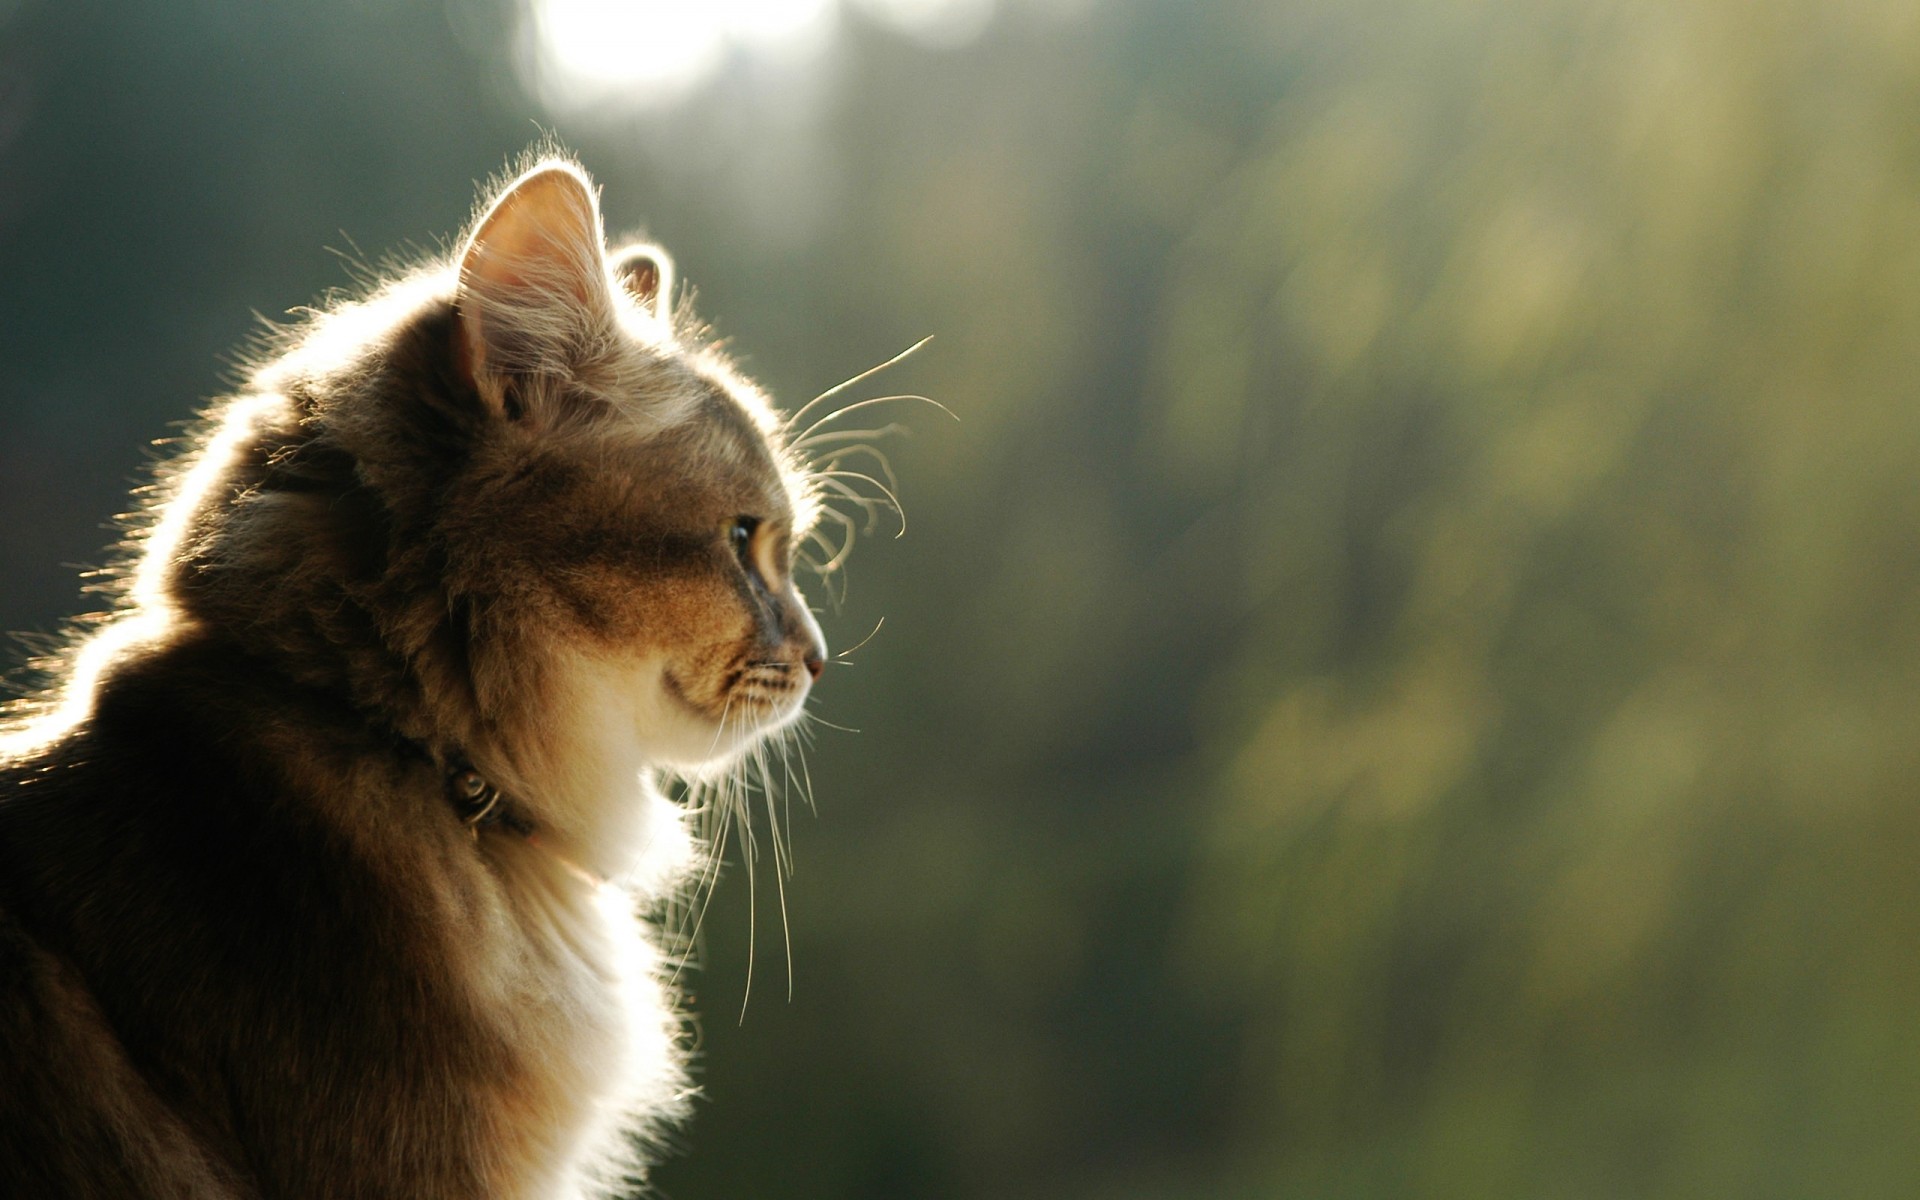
683,377 -> 797,493
684,347 -> 783,434
602,348 -> 811,520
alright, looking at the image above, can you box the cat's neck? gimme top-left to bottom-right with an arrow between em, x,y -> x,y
465,701 -> 696,895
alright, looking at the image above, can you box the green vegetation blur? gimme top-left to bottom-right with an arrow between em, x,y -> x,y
5,0 -> 1920,1196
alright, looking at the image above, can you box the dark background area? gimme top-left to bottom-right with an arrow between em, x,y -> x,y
7,1 -> 1920,1197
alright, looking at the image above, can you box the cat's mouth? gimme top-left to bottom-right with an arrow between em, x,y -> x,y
663,659 -> 811,735
729,660 -> 810,707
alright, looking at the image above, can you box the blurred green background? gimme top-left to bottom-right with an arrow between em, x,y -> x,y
7,0 -> 1920,1196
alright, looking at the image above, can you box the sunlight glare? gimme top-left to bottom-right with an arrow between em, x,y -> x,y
727,0 -> 838,53
523,0 -> 838,110
852,0 -> 996,48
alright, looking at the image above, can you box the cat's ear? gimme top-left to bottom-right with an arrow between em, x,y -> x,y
455,162 -> 615,410
610,242 -> 675,324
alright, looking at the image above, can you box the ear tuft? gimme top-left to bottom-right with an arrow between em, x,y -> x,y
455,162 -> 616,403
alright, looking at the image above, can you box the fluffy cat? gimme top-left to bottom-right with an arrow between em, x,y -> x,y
0,157 -> 828,1197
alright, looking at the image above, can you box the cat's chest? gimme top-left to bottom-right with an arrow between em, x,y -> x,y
470,856 -> 685,1197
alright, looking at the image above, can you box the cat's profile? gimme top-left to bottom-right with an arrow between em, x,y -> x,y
0,156 -> 830,1197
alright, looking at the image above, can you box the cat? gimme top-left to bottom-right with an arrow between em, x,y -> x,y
0,156 -> 830,1197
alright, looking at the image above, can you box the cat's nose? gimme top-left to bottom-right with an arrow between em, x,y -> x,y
791,601 -> 826,681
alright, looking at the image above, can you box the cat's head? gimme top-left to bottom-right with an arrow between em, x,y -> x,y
440,162 -> 828,775
163,160 -> 829,852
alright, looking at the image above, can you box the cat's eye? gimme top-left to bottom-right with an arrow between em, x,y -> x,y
728,516 -> 760,562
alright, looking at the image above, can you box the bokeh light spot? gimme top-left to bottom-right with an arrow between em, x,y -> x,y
852,0 -> 996,48
520,0 -> 839,111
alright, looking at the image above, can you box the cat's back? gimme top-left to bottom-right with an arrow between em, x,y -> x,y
0,632 -> 515,1198
0,901 -> 248,1198
0,642 -> 259,1198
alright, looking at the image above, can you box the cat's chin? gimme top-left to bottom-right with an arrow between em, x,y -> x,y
648,689 -> 810,774
564,652 -> 807,775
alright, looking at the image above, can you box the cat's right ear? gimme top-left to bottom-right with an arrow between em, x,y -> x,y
454,162 -> 616,417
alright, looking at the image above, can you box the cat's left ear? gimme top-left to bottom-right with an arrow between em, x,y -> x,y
455,162 -> 616,411
610,242 -> 675,324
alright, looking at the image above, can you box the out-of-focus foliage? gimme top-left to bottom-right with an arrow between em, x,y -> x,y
5,0 -> 1920,1197
1175,2 -> 1920,1195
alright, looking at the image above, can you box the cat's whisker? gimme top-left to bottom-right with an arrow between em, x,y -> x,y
793,719 -> 820,817
683,775 -> 725,906
769,802 -> 796,1004
701,690 -> 739,764
761,744 -> 782,866
732,730 -> 799,1020
782,337 -> 933,436
811,467 -> 902,506
811,474 -> 892,520
667,777 -> 731,987
789,423 -> 910,454
794,415 -> 910,582
811,479 -> 889,536
799,526 -> 840,570
738,781 -> 759,1024
815,443 -> 902,501
776,728 -> 800,856
790,392 -> 955,448
802,545 -> 851,608
835,616 -> 886,661
811,449 -> 881,497
752,744 -> 782,882
739,735 -> 797,1004
808,506 -> 861,575
812,471 -> 906,537
795,549 -> 848,610
668,692 -> 745,986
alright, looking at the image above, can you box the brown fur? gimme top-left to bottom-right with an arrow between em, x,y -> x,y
0,158 -> 826,1197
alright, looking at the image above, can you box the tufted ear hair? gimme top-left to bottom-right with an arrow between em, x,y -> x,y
454,162 -> 617,415
609,242 -> 675,325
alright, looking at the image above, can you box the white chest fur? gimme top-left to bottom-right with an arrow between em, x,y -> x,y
480,841 -> 691,1199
